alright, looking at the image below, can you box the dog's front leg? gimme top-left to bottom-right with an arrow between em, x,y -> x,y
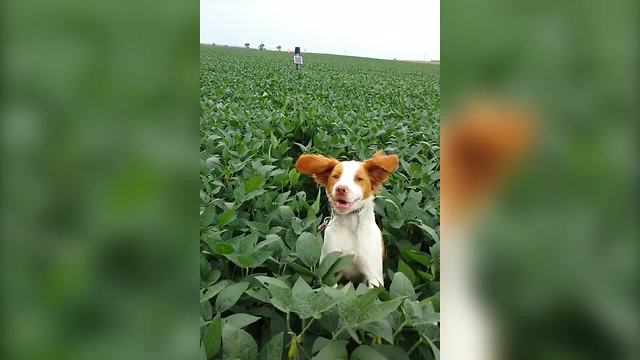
360,255 -> 384,288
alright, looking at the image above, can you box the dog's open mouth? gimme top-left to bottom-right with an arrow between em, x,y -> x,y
333,198 -> 353,212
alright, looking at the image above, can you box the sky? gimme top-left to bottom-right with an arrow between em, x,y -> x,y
200,0 -> 440,61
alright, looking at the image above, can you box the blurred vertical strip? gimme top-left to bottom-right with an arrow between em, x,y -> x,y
442,1 -> 639,360
1,1 -> 199,360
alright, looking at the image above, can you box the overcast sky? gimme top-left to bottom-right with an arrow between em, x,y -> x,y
200,0 -> 439,61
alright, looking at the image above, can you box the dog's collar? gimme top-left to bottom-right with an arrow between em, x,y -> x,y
317,206 -> 365,232
331,206 -> 364,217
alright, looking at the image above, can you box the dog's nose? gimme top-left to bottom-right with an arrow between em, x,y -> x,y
335,185 -> 348,195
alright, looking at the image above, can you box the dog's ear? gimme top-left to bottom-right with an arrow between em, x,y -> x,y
441,100 -> 535,226
295,154 -> 339,186
364,151 -> 399,192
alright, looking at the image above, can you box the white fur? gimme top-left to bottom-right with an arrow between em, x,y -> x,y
321,161 -> 384,288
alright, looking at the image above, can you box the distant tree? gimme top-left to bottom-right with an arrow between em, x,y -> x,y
212,42 -> 216,46
259,43 -> 265,50
244,43 -> 250,48
276,45 -> 282,51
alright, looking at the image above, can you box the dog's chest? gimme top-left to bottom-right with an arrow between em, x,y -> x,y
323,216 -> 378,254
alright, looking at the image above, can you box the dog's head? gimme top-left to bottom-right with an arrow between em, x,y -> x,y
295,151 -> 399,214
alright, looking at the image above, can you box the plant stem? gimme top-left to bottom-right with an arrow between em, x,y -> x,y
408,339 -> 422,355
331,327 -> 346,341
300,318 -> 314,336
392,320 -> 408,340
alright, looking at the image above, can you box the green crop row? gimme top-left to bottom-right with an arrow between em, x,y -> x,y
200,45 -> 440,360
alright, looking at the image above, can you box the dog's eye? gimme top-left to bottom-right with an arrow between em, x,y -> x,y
355,177 -> 364,181
332,175 -> 340,179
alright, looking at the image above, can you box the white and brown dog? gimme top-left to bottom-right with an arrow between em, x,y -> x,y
295,151 -> 399,288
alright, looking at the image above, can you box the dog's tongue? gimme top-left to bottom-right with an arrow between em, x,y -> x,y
334,199 -> 352,211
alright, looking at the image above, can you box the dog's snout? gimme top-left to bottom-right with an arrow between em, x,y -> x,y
335,185 -> 348,195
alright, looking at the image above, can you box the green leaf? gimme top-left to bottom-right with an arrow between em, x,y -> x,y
351,345 -> 387,360
397,258 -> 417,284
217,207 -> 237,226
358,297 -> 403,325
291,277 -> 315,319
322,254 -> 355,286
390,272 -> 416,300
245,287 -> 270,303
201,280 -> 229,303
311,337 -> 332,354
244,174 -> 263,193
215,282 -> 249,313
255,276 -> 293,313
361,319 -> 393,343
203,312 -> 222,359
259,332 -> 283,360
296,232 -> 322,268
316,251 -> 342,279
309,288 -> 342,318
405,250 -> 432,267
213,242 -> 234,254
222,324 -> 258,360
289,168 -> 300,187
223,313 -> 261,329
313,340 -> 347,360
286,261 -> 316,278
425,336 -> 440,360
371,345 -> 410,360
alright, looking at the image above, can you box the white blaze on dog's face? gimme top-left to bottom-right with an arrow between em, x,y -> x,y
295,152 -> 399,214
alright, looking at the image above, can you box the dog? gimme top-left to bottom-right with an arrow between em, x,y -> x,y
441,99 -> 535,360
295,151 -> 399,288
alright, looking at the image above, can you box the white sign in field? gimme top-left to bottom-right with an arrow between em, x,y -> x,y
293,55 -> 303,65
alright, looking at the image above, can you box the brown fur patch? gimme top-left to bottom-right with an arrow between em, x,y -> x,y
325,163 -> 344,200
363,151 -> 399,192
441,101 -> 535,227
295,154 -> 339,185
354,165 -> 373,199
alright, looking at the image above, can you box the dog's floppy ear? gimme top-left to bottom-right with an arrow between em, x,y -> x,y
364,150 -> 399,192
295,154 -> 339,186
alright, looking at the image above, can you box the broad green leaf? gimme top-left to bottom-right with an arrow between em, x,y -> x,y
309,288 -> 342,318
217,207 -> 237,226
203,312 -> 222,359
215,282 -> 249,312
316,251 -> 342,279
289,168 -> 300,187
213,242 -> 234,254
255,276 -> 293,313
397,258 -> 417,284
223,313 -> 260,329
425,336 -> 440,360
361,319 -> 393,343
221,324 -> 258,360
390,272 -> 416,300
259,332 -> 283,360
201,280 -> 229,303
405,250 -> 432,267
244,174 -> 263,193
371,345 -> 410,360
311,337 -> 332,354
350,345 -> 387,360
313,340 -> 347,360
245,287 -> 270,303
296,232 -> 322,268
322,254 -> 355,286
358,297 -> 403,325
291,277 -> 315,319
